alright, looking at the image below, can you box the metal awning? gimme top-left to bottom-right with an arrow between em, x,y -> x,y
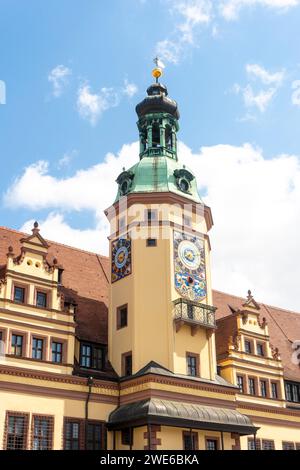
108,398 -> 258,435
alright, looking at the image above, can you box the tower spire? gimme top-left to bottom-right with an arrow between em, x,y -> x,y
152,57 -> 165,83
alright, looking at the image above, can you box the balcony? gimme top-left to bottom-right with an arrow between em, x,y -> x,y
173,298 -> 216,335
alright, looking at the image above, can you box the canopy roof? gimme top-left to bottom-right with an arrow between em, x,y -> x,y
108,398 -> 258,435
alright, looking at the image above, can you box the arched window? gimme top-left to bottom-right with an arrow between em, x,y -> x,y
165,125 -> 172,149
152,122 -> 160,148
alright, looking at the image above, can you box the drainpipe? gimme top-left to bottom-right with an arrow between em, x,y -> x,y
253,431 -> 257,450
221,431 -> 224,450
85,376 -> 94,450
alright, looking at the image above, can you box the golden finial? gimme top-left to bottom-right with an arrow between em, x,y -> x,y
152,57 -> 165,82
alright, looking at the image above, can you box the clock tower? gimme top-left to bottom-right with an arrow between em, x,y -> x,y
105,64 -> 217,380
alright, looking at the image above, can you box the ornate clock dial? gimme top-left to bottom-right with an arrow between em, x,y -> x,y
173,231 -> 206,302
114,246 -> 129,269
111,236 -> 131,283
178,240 -> 201,270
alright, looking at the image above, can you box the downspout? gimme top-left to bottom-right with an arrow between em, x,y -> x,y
85,376 -> 94,450
220,431 -> 224,450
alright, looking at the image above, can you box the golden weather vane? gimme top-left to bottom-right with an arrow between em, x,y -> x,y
152,57 -> 165,82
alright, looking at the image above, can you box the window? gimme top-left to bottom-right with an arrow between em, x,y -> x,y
237,375 -> 244,393
0,330 -> 4,354
271,382 -> 278,399
282,441 -> 295,450
80,344 -> 91,368
52,341 -> 62,363
147,209 -> 157,222
122,352 -> 132,376
292,384 -> 299,402
244,339 -> 252,354
262,439 -> 275,450
0,331 -> 5,356
86,422 -> 104,450
248,377 -> 256,395
296,443 -> 300,450
64,420 -> 81,450
146,238 -> 157,247
119,216 -> 126,230
206,438 -> 218,450
36,291 -> 47,308
183,215 -> 192,227
11,334 -> 23,357
256,343 -> 264,356
32,338 -> 43,360
5,413 -> 28,450
93,347 -> 104,370
248,438 -> 261,450
14,286 -> 25,304
183,432 -> 198,450
58,268 -> 63,285
117,305 -> 128,329
260,380 -> 267,397
122,428 -> 133,446
285,382 -> 300,403
187,354 -> 198,377
286,383 -> 292,401
32,416 -> 53,450
80,343 -> 104,370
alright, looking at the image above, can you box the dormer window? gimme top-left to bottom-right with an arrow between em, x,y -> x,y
80,343 -> 104,370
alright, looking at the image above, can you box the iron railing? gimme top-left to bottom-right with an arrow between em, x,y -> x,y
173,298 -> 216,329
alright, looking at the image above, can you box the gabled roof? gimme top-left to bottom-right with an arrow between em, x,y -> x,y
0,226 -> 109,344
213,290 -> 300,382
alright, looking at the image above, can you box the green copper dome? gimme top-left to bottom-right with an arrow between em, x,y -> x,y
114,157 -> 202,204
114,79 -> 202,204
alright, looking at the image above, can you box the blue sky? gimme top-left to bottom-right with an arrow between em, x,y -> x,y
1,0 -> 300,309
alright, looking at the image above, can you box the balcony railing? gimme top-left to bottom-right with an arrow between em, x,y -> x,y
173,298 -> 216,334
140,147 -> 176,159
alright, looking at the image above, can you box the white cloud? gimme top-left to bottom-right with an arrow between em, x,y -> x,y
4,142 -> 139,214
234,63 -> 285,114
122,79 -> 138,98
219,0 -> 299,21
57,150 -> 78,169
154,0 -> 299,64
4,140 -> 300,310
175,0 -> 212,43
48,65 -> 72,97
20,213 -> 106,254
77,84 -> 120,126
155,0 -> 213,64
243,84 -> 277,112
246,63 -> 285,85
76,79 -> 138,125
156,39 -> 183,65
292,80 -> 300,105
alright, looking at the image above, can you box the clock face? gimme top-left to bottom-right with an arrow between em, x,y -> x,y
173,231 -> 206,301
178,240 -> 201,270
111,236 -> 131,283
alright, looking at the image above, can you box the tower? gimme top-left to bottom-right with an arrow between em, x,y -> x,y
105,63 -> 217,380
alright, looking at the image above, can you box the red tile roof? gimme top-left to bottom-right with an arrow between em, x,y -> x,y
213,290 -> 300,382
